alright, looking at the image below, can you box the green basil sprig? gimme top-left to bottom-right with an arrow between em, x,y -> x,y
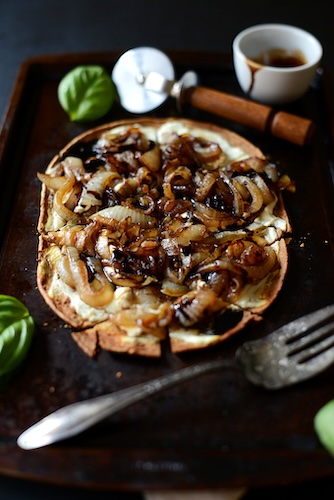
57,65 -> 116,122
0,295 -> 34,378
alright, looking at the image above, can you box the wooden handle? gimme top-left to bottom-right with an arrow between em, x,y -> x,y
184,86 -> 315,146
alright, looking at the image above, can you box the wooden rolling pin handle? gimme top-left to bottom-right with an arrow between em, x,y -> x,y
184,86 -> 315,146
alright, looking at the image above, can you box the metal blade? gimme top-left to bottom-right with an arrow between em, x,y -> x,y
112,47 -> 175,113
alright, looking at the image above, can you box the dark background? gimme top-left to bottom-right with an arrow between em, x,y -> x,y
1,0 -> 334,124
1,0 -> 334,498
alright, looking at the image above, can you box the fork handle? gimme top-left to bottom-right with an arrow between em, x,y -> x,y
17,359 -> 238,450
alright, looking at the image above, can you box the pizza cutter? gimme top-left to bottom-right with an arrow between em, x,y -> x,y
112,46 -> 315,146
112,46 -> 198,114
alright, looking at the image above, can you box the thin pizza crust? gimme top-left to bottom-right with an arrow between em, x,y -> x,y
37,118 -> 292,357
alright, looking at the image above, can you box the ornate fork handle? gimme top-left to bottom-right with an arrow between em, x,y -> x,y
17,358 -> 238,450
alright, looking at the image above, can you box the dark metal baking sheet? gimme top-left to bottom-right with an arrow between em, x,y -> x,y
0,51 -> 334,491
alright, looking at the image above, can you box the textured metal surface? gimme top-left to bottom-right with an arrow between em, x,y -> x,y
0,51 -> 333,490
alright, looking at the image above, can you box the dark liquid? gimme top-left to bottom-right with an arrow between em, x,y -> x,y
253,48 -> 307,68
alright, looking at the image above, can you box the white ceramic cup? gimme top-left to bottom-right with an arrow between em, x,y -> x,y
232,24 -> 323,105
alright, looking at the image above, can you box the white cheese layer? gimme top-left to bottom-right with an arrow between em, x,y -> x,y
157,121 -> 249,162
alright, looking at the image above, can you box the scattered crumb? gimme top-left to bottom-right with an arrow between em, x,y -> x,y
116,371 -> 123,379
49,386 -> 55,393
300,242 -> 305,248
42,321 -> 49,327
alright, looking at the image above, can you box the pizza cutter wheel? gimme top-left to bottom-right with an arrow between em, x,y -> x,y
112,46 -> 314,146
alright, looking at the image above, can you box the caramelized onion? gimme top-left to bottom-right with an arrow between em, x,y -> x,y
66,246 -> 114,307
53,173 -> 79,222
174,289 -> 223,327
277,174 -> 296,192
196,257 -> 242,276
47,221 -> 100,255
203,270 -> 243,301
95,233 -> 113,260
91,206 -> 157,228
103,266 -> 144,287
233,175 -> 263,214
75,170 -> 120,214
139,143 -> 161,171
137,194 -> 156,214
220,174 -> 244,216
37,173 -> 66,191
62,156 -> 86,179
164,165 -> 192,185
227,240 -> 277,279
251,173 -> 274,205
243,244 -> 277,279
163,254 -> 191,285
192,201 -> 239,230
171,223 -> 208,246
194,171 -> 217,202
112,303 -> 170,339
113,176 -> 140,197
162,182 -> 175,200
161,279 -> 189,297
193,139 -> 222,162
57,254 -> 76,288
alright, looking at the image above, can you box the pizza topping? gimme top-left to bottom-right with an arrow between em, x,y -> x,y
139,143 -> 161,172
63,246 -> 115,308
74,170 -> 117,214
37,119 -> 292,356
225,239 -> 278,280
91,206 -> 157,227
45,221 -> 100,255
174,289 -> 224,327
53,172 -> 79,222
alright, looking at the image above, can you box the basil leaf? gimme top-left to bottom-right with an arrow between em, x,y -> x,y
58,65 -> 116,122
314,399 -> 334,456
0,295 -> 34,378
0,293 -> 30,331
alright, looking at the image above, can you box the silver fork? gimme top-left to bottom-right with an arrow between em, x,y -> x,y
17,303 -> 334,450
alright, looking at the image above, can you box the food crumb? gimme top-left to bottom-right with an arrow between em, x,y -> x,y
43,322 -> 49,327
49,386 -> 56,393
300,242 -> 305,248
116,371 -> 123,379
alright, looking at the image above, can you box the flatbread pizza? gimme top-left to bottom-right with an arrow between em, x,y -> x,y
36,118 -> 292,357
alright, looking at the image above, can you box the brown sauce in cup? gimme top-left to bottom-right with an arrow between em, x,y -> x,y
246,48 -> 307,95
253,48 -> 307,68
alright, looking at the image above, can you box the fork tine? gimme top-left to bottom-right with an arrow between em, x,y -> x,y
287,319 -> 334,360
278,304 -> 334,341
294,344 -> 334,379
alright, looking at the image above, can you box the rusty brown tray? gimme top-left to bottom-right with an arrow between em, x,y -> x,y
0,51 -> 334,491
